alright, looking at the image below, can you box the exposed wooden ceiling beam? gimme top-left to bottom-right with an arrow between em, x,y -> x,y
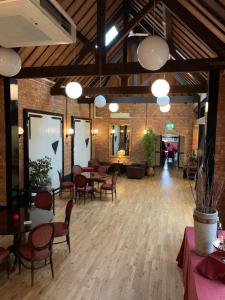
96,0 -> 106,65
103,0 -> 157,54
76,31 -> 99,55
121,0 -> 129,87
51,84 -> 206,96
13,59 -> 225,79
162,0 -> 225,58
77,95 -> 199,104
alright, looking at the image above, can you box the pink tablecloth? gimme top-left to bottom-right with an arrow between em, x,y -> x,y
177,227 -> 225,300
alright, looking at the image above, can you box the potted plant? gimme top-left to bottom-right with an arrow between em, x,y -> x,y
193,162 -> 224,256
29,156 -> 52,191
142,128 -> 156,176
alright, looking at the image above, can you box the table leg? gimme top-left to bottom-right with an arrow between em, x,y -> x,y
8,232 -> 26,272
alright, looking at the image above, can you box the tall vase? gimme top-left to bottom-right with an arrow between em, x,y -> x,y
193,208 -> 218,256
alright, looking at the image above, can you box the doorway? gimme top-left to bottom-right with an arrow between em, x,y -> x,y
160,134 -> 184,167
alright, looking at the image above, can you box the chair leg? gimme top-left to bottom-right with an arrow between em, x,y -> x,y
115,188 -> 117,200
18,256 -> 21,274
50,255 -> 54,279
66,234 -> 71,253
31,261 -> 34,287
100,189 -> 102,200
6,257 -> 10,279
112,189 -> 113,202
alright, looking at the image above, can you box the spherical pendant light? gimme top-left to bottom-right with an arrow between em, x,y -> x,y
94,95 -> 106,108
137,36 -> 169,71
151,79 -> 170,97
0,47 -> 21,77
109,103 -> 119,112
65,82 -> 83,99
160,104 -> 171,113
157,95 -> 170,107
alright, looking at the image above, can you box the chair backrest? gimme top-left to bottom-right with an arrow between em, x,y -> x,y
112,172 -> 118,186
98,165 -> 107,174
72,165 -> 82,176
75,174 -> 87,188
65,200 -> 74,227
35,191 -> 52,210
28,223 -> 54,252
57,170 -> 62,187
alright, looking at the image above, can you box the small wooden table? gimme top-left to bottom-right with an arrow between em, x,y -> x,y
81,171 -> 108,181
81,172 -> 109,194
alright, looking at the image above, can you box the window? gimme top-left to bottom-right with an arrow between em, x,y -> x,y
105,26 -> 118,46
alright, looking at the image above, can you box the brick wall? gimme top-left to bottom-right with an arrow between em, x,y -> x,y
93,102 -> 195,164
18,79 -> 89,187
0,80 -> 7,205
215,71 -> 225,227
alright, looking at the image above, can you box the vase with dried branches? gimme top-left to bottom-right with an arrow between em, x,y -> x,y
192,162 -> 224,256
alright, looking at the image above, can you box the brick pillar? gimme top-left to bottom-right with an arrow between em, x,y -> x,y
0,80 -> 7,205
215,71 -> 225,227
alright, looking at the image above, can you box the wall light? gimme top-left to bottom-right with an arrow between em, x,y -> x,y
92,128 -> 99,136
10,80 -> 18,100
111,129 -> 115,134
66,127 -> 74,138
18,126 -> 24,137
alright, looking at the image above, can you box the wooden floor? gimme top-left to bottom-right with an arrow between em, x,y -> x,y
0,164 -> 194,300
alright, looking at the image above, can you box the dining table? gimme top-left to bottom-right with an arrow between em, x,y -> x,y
0,207 -> 53,270
81,171 -> 109,194
81,171 -> 108,181
177,226 -> 225,300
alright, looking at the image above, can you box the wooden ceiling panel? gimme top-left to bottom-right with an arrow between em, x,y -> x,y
179,0 -> 225,43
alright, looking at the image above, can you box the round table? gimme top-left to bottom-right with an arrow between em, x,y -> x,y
0,207 -> 53,271
81,172 -> 109,195
81,171 -> 108,181
0,207 -> 53,235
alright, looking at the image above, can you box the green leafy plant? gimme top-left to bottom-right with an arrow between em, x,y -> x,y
29,156 -> 52,189
142,128 -> 156,167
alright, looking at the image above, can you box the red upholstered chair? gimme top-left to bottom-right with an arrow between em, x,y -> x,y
58,171 -> 74,199
100,172 -> 118,202
0,247 -> 10,279
75,174 -> 94,204
72,165 -> 82,177
35,191 -> 53,210
53,199 -> 74,252
17,223 -> 54,286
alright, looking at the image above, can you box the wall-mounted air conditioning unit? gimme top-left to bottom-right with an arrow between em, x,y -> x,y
110,113 -> 131,119
0,0 -> 76,47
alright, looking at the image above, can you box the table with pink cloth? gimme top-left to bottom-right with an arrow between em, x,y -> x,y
177,226 -> 225,300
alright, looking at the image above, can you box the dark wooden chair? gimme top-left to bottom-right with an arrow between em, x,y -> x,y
75,174 -> 94,204
35,191 -> 53,210
0,247 -> 10,279
53,200 -> 74,252
94,165 -> 108,188
17,223 -> 55,286
100,172 -> 118,202
58,171 -> 74,199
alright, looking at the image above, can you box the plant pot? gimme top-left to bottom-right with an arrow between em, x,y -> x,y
147,167 -> 154,176
193,208 -> 218,256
